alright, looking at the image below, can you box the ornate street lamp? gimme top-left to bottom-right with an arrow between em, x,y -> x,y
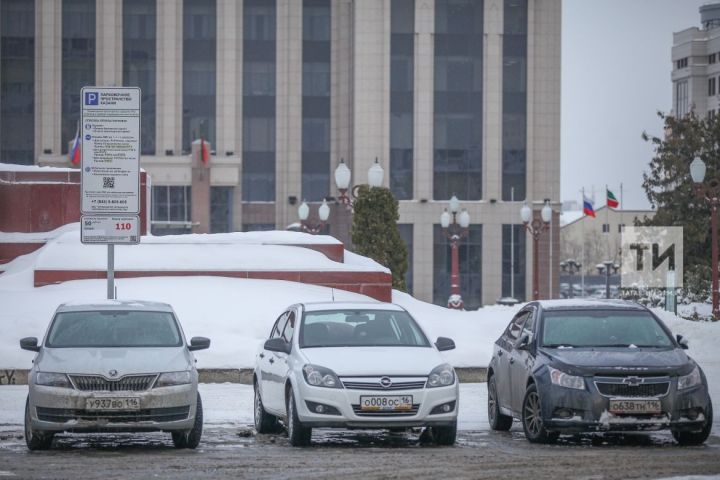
690,156 -> 720,318
298,198 -> 330,234
522,200 -> 552,300
335,157 -> 384,208
441,195 -> 471,309
596,261 -> 620,299
559,258 -> 582,298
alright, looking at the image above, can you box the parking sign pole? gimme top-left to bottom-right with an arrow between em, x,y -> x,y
107,244 -> 115,299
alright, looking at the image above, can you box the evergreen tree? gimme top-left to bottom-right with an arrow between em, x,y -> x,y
351,185 -> 408,291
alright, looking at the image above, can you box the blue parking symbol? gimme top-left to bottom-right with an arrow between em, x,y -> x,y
84,92 -> 99,106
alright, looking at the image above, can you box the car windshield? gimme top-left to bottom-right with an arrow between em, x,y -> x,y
541,310 -> 674,348
299,309 -> 430,348
46,310 -> 183,348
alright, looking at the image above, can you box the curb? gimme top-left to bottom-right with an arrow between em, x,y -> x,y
1,367 -> 488,386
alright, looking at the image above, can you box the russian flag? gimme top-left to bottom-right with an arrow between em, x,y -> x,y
70,122 -> 81,166
583,195 -> 596,218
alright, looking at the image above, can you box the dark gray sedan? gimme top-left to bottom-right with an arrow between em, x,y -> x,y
487,300 -> 713,445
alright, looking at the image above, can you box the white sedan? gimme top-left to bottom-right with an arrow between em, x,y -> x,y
253,302 -> 459,446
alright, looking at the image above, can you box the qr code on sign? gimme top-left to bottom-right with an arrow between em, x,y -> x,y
103,177 -> 115,189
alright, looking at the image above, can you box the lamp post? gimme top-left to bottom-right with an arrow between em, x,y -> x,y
690,156 -> 720,318
298,198 -> 330,234
440,195 -> 470,309
596,261 -> 619,299
559,258 -> 581,298
334,157 -> 384,208
522,200 -> 552,300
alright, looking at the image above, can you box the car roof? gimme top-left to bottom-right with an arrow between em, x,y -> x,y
56,299 -> 174,313
300,301 -> 405,313
532,299 -> 647,312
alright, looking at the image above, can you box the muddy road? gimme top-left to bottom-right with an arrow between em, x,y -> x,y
1,425 -> 719,479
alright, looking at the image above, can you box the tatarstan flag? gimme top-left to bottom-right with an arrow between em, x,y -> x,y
607,188 -> 619,209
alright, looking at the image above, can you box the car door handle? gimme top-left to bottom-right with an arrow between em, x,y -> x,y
509,357 -> 515,364
259,353 -> 265,359
498,350 -> 503,357
269,358 -> 275,364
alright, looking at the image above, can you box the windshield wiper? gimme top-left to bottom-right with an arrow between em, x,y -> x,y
542,344 -> 576,349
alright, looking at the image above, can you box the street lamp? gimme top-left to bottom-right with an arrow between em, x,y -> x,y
596,261 -> 619,299
559,258 -> 581,298
522,200 -> 552,300
335,157 -> 384,208
690,156 -> 719,318
441,195 -> 470,309
298,198 -> 330,234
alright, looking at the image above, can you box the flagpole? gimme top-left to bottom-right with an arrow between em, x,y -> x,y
510,187 -> 515,300
606,184 -> 610,262
581,187 -> 585,297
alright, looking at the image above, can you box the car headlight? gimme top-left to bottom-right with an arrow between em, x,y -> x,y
35,372 -> 72,388
678,366 -> 702,390
548,366 -> 585,390
155,371 -> 192,387
427,363 -> 455,388
302,364 -> 342,388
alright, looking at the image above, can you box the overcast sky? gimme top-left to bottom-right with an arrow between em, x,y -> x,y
561,0 -> 707,210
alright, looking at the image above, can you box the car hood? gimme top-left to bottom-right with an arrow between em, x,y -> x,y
300,346 -> 444,376
541,347 -> 693,376
36,347 -> 191,377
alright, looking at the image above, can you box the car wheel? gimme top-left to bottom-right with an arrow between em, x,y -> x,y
488,375 -> 513,431
24,397 -> 53,451
172,392 -> 203,449
432,419 -> 458,446
286,389 -> 312,447
672,402 -> 713,446
254,382 -> 279,434
521,384 -> 558,444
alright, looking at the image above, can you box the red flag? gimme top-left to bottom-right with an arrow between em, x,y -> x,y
201,138 -> 209,166
607,188 -> 619,209
70,122 -> 81,166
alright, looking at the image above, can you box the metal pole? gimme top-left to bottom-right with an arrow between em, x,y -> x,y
581,188 -> 586,297
712,203 -> 719,318
549,204 -> 553,299
107,244 -> 115,300
604,261 -> 612,299
533,233 -> 540,300
510,187 -> 515,299
450,236 -> 461,299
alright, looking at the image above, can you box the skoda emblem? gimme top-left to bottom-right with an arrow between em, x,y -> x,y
108,369 -> 118,378
623,376 -> 643,387
380,377 -> 392,389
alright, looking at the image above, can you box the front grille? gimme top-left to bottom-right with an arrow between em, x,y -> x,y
595,381 -> 670,397
70,374 -> 157,392
351,404 -> 420,416
36,406 -> 190,423
341,378 -> 427,391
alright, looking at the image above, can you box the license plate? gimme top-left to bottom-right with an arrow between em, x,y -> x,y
609,399 -> 661,414
359,395 -> 413,411
85,397 -> 141,411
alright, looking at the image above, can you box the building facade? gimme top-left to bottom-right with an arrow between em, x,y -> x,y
0,0 -> 561,308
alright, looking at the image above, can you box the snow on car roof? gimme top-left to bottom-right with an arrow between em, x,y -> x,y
536,299 -> 646,311
57,299 -> 174,312
301,301 -> 405,312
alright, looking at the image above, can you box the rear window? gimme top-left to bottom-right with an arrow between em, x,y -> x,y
46,310 -> 183,348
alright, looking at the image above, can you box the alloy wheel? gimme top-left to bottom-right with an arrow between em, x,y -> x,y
488,381 -> 497,424
524,391 -> 542,437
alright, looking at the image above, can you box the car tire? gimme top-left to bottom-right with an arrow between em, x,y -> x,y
286,389 -> 312,447
254,382 -> 279,434
432,419 -> 458,446
521,384 -> 558,444
672,402 -> 713,446
24,397 -> 53,451
172,392 -> 203,449
488,375 -> 513,431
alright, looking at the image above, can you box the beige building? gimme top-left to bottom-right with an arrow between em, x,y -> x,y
0,0 -> 561,307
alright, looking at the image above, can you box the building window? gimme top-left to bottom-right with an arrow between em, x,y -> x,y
602,223 -> 609,233
709,77 -> 716,96
710,53 -> 716,64
242,223 -> 275,232
1,0 -> 34,164
182,0 -> 216,152
676,80 -> 689,117
210,186 -> 233,233
710,109 -> 716,119
390,0 -> 414,200
123,0 -> 156,155
302,0 -> 331,201
502,0 -> 528,201
243,0 -> 277,202
433,224 -> 482,309
152,186 -> 192,235
433,0 -> 483,201
398,224 -> 414,294
502,224 -> 526,301
676,57 -> 688,69
62,0 -> 96,155
618,223 -> 625,233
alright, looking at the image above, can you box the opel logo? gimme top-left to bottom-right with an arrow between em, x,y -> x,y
380,377 -> 392,389
108,369 -> 118,378
623,376 -> 643,387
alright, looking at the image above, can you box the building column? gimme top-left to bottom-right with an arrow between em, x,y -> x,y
96,0 -> 123,86
216,0 -> 240,157
35,0 -> 62,160
413,221 -> 434,303
156,0 -> 183,156
414,0 -> 433,201
483,0 -> 503,201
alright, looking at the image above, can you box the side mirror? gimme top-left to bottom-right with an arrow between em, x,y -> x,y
516,333 -> 532,351
676,334 -> 689,350
264,337 -> 291,354
435,337 -> 456,352
20,337 -> 40,352
188,336 -> 211,351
